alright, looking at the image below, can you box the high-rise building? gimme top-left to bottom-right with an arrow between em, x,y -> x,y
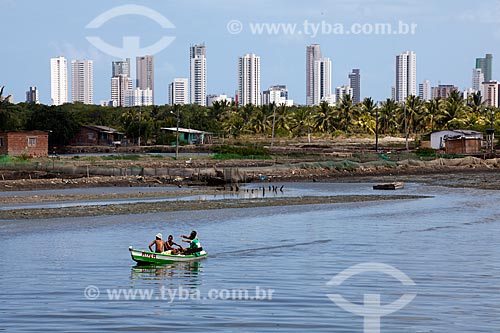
71,59 -> 93,104
190,44 -> 207,106
431,84 -> 458,99
482,81 -> 499,107
168,78 -> 189,105
306,44 -> 322,106
26,86 -> 39,104
206,94 -> 232,107
348,69 -> 361,104
335,85 -> 353,103
111,74 -> 133,107
395,51 -> 417,103
112,58 -> 131,77
472,68 -> 485,93
262,85 -> 293,106
418,80 -> 431,101
238,53 -> 261,106
124,88 -> 153,107
136,55 -> 154,103
476,54 -> 493,82
313,57 -> 331,105
50,56 -> 68,106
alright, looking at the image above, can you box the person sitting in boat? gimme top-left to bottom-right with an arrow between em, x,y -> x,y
181,230 -> 203,256
163,235 -> 184,255
148,233 -> 166,253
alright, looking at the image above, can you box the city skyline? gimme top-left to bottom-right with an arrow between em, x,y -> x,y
2,1 -> 500,105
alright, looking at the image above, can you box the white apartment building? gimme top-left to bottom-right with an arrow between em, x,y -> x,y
168,78 -> 189,105
190,44 -> 207,106
313,57 -> 331,105
50,56 -> 68,105
238,53 -> 261,106
71,59 -> 93,104
395,51 -> 417,103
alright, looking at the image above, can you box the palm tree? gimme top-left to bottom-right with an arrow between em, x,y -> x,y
467,91 -> 485,115
421,98 -> 440,133
312,101 -> 334,133
288,107 -> 312,137
403,95 -> 423,134
379,98 -> 399,134
437,90 -> 467,129
336,94 -> 356,133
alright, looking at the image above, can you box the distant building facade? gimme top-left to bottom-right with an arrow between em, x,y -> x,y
71,59 -> 94,104
111,74 -> 133,107
238,53 -> 261,106
431,84 -> 458,99
124,88 -> 153,107
418,80 -> 431,101
262,85 -> 293,106
313,57 -> 331,105
482,81 -> 499,107
50,56 -> 68,105
168,78 -> 189,105
476,54 -> 492,82
136,55 -> 154,103
206,94 -> 232,107
190,44 -> 207,106
306,44 -> 322,106
26,86 -> 39,104
348,69 -> 360,103
395,51 -> 416,103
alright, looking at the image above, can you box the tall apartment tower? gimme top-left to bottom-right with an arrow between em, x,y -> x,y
238,53 -> 261,106
50,56 -> 68,106
476,54 -> 493,82
112,58 -> 131,77
190,44 -> 207,106
418,80 -> 432,101
168,78 -> 189,105
136,55 -> 154,103
306,44 -> 322,106
395,51 -> 417,103
348,69 -> 361,104
313,57 -> 331,105
26,86 -> 39,104
71,59 -> 94,104
472,68 -> 485,93
111,74 -> 133,107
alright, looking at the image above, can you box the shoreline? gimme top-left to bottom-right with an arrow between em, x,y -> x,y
0,195 -> 429,220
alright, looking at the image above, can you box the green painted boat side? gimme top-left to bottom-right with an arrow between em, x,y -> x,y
129,246 -> 208,265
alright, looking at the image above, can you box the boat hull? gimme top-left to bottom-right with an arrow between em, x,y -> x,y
129,247 -> 207,265
373,182 -> 404,190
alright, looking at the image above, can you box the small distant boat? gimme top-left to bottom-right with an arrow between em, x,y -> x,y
129,246 -> 208,265
373,182 -> 404,190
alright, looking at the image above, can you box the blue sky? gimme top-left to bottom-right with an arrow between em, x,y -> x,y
1,0 -> 499,105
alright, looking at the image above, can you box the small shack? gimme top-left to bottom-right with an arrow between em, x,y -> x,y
430,130 -> 483,150
70,125 -> 123,146
0,130 -> 49,157
161,127 -> 212,144
445,137 -> 482,154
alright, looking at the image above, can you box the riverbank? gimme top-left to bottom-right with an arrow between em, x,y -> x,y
0,194 -> 428,220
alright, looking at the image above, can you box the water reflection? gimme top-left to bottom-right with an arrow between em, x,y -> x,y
130,261 -> 201,281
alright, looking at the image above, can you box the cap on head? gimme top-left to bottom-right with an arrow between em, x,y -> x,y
156,233 -> 163,239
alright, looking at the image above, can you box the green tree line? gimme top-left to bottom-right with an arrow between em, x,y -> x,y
0,86 -> 497,146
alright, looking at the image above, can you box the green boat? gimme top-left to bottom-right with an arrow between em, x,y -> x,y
129,246 -> 208,265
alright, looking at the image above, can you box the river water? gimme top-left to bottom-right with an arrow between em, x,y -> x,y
0,182 -> 499,332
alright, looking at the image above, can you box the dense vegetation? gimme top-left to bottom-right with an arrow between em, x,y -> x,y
0,86 -> 497,146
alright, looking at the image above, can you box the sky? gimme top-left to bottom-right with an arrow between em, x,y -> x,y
1,0 -> 499,105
